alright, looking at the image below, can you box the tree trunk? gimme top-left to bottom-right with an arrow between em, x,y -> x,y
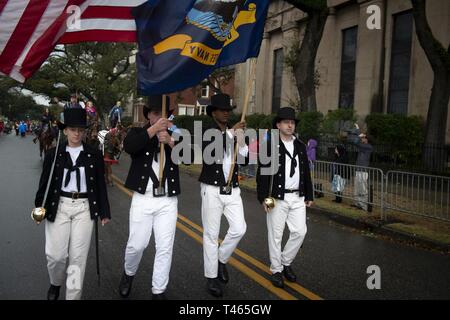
423,70 -> 450,171
293,10 -> 328,112
411,0 -> 450,172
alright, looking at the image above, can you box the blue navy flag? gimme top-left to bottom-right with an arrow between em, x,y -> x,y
133,0 -> 270,95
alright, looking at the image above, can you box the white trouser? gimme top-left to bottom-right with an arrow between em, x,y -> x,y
45,197 -> 94,300
266,193 -> 307,274
200,183 -> 247,279
124,191 -> 178,294
354,171 -> 369,210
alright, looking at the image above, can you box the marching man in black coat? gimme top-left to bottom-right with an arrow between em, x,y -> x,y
256,107 -> 313,289
35,108 -> 111,300
118,95 -> 180,300
199,93 -> 249,297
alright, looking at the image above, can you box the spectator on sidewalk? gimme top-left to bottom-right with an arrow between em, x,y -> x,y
347,123 -> 373,211
64,93 -> 83,110
19,121 -> 27,137
306,138 -> 323,198
331,145 -> 349,203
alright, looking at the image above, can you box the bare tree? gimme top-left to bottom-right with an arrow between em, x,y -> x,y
284,0 -> 329,112
411,0 -> 450,170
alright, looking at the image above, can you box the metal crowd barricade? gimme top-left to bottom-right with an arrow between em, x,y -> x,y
312,161 -> 385,218
385,171 -> 450,222
239,159 -> 450,222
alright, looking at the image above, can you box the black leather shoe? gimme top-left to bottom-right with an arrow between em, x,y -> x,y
283,265 -> 297,282
218,262 -> 229,284
271,272 -> 284,288
206,278 -> 223,297
152,292 -> 167,300
119,272 -> 134,298
47,285 -> 60,300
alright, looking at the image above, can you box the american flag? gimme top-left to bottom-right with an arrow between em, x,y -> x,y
0,0 -> 146,83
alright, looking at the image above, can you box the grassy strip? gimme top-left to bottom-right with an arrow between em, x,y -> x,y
179,165 -> 450,247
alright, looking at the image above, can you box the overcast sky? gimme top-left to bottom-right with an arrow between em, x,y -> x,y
22,89 -> 50,106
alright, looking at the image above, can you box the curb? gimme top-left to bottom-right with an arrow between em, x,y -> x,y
181,167 -> 450,253
309,205 -> 450,253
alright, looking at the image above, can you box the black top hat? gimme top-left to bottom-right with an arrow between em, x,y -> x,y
206,94 -> 236,117
58,108 -> 87,130
143,95 -> 171,120
272,107 -> 299,129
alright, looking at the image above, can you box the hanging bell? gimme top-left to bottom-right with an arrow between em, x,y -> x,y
264,197 -> 276,211
31,207 -> 46,224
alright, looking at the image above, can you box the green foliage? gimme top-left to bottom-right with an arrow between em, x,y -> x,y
365,113 -> 425,163
366,113 -> 424,150
285,39 -> 300,71
0,78 -> 44,120
173,115 -> 214,133
321,109 -> 357,136
296,111 -> 323,140
245,113 -> 270,129
256,114 -> 276,130
24,43 -> 136,115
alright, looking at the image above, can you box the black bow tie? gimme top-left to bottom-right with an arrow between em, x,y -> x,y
284,143 -> 298,178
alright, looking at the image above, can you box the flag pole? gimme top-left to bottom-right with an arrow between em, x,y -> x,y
225,58 -> 257,187
159,95 -> 167,184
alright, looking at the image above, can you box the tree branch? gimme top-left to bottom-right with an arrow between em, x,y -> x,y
108,58 -> 130,84
285,0 -> 327,13
411,0 -> 448,72
207,76 -> 221,93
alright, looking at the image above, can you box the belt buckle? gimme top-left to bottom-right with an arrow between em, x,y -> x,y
72,192 -> 79,200
219,185 -> 232,195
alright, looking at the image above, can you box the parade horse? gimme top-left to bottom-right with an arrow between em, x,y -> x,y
84,119 -> 101,150
34,126 -> 55,158
97,124 -> 129,186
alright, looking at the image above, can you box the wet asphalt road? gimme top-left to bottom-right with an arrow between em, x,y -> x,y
0,133 -> 449,300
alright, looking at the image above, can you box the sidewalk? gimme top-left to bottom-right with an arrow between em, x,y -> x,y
179,165 -> 450,254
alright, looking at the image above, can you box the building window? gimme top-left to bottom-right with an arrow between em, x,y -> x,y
178,104 -> 195,116
339,26 -> 358,109
197,102 -> 207,115
388,11 -> 413,115
272,48 -> 283,113
201,82 -> 209,98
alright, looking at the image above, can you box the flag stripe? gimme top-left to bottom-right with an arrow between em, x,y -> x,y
0,0 -> 146,82
90,0 -> 146,7
58,30 -> 137,44
15,0 -> 69,69
0,0 -> 31,54
0,0 -> 8,15
19,0 -> 86,80
81,6 -> 133,20
0,0 -> 50,75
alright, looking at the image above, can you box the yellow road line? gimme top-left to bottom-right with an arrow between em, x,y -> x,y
111,174 -> 323,300
177,214 -> 323,300
176,222 -> 297,300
